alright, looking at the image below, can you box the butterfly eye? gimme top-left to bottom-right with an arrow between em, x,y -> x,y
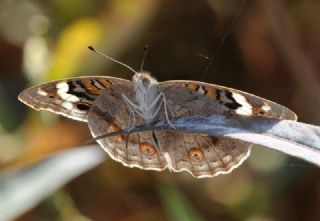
188,148 -> 204,162
140,143 -> 156,156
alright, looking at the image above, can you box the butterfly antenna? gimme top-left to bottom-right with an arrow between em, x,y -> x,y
200,0 -> 247,80
88,46 -> 137,74
197,53 -> 210,60
140,45 -> 149,72
289,163 -> 314,168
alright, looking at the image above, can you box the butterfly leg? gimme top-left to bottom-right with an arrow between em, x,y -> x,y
121,94 -> 142,131
149,92 -> 176,129
156,93 -> 174,118
162,93 -> 176,129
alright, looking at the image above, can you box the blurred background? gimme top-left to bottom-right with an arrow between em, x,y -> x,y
0,0 -> 320,220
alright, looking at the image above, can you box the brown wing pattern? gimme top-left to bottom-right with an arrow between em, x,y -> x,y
88,87 -> 251,178
19,74 -> 296,178
159,80 -> 297,120
153,130 -> 251,178
88,101 -> 167,171
18,76 -> 131,122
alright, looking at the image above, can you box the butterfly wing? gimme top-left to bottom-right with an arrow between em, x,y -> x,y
20,75 -> 295,177
159,80 -> 297,120
88,105 -> 251,177
88,88 -> 168,171
153,130 -> 251,178
88,89 -> 251,178
18,76 -> 131,122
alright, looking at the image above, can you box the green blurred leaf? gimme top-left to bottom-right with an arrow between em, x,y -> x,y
157,181 -> 205,221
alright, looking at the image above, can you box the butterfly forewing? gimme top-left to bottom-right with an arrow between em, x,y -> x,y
159,80 -> 297,120
18,76 -> 131,122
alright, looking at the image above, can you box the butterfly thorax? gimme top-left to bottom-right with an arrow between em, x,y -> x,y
132,72 -> 160,122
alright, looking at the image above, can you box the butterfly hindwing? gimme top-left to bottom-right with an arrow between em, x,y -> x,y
18,76 -> 131,122
153,130 -> 252,178
88,88 -> 252,178
88,96 -> 168,171
88,103 -> 252,178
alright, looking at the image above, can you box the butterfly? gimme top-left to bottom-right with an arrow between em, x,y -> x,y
18,47 -> 297,178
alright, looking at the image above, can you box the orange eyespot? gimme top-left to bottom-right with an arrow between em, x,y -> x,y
188,148 -> 204,162
140,143 -> 156,156
106,123 -> 125,142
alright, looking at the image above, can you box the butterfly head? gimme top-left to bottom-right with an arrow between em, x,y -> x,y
132,71 -> 158,93
132,71 -> 159,111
